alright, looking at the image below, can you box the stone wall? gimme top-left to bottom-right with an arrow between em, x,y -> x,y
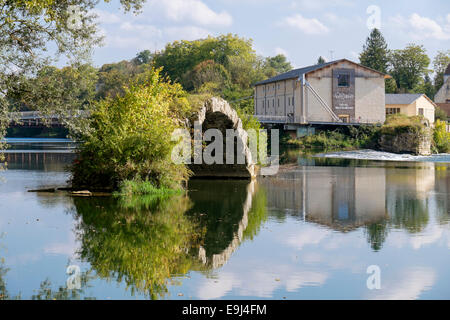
189,97 -> 256,179
378,127 -> 432,155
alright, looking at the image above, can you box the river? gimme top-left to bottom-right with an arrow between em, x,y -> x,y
0,139 -> 449,299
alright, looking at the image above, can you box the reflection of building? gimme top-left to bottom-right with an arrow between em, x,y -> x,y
385,163 -> 435,233
385,163 -> 435,199
261,167 -> 387,231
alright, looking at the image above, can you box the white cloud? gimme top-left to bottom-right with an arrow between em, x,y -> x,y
282,14 -> 329,35
145,0 -> 232,27
290,0 -> 354,10
275,47 -> 289,57
370,267 -> 435,300
389,13 -> 450,40
285,226 -> 330,250
164,26 -> 211,40
91,9 -> 122,24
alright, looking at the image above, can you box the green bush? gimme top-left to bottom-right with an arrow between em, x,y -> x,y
381,114 -> 426,136
286,125 -> 379,151
433,119 -> 450,153
70,68 -> 192,191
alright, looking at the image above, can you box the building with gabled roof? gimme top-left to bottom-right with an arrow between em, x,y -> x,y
253,59 -> 390,127
435,63 -> 450,117
385,93 -> 436,124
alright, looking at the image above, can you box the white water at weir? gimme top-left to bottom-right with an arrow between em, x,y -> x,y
315,149 -> 450,162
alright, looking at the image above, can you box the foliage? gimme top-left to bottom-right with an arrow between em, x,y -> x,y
381,114 -> 427,136
389,44 -> 431,92
432,50 -> 450,92
317,56 -> 326,64
359,28 -> 389,73
70,68 -> 192,191
95,59 -> 154,100
286,126 -> 379,151
435,107 -> 448,121
242,186 -> 268,241
72,195 -> 201,299
0,0 -> 147,147
115,178 -> 184,197
433,119 -> 450,153
263,54 -> 293,77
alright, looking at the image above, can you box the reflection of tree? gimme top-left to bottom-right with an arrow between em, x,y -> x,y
187,180 -> 267,269
387,192 -> 429,233
243,186 -> 268,241
364,221 -> 389,251
31,271 -> 94,300
72,195 -> 202,299
0,261 -> 15,300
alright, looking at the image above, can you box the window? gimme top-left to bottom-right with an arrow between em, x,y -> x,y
338,74 -> 350,87
292,97 -> 294,105
386,108 -> 400,115
418,108 -> 424,116
278,99 -> 280,107
339,115 -> 350,123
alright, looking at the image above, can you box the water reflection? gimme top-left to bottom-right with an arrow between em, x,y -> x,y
4,152 -> 75,172
261,162 -> 450,252
66,180 -> 265,299
1,141 -> 449,299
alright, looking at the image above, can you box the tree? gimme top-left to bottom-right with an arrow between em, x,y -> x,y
154,34 -> 259,89
435,107 -> 448,122
389,44 -> 430,92
317,56 -> 326,64
433,50 -> 450,92
263,54 -> 292,77
132,50 -> 154,65
0,0 -> 147,147
70,68 -> 192,191
359,28 -> 389,73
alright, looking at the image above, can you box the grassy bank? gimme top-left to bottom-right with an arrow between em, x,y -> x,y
284,125 -> 379,151
113,179 -> 184,197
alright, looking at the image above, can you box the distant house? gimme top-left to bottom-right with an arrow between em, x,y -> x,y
253,59 -> 390,128
385,93 -> 436,124
435,63 -> 450,117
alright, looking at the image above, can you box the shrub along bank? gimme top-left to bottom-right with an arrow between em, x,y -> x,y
285,114 -> 448,155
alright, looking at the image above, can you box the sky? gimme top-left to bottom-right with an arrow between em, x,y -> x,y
89,0 -> 450,69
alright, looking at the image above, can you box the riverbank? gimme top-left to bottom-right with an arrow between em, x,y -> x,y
283,114 -> 446,156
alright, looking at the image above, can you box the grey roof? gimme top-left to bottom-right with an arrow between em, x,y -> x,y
254,60 -> 339,86
254,58 -> 388,86
385,93 -> 424,105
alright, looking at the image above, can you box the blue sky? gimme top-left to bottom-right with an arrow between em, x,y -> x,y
90,0 -> 450,69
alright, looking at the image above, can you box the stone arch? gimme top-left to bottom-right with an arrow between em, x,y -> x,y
189,97 -> 256,179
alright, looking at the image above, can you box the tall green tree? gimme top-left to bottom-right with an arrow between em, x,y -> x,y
359,28 -> 389,73
433,50 -> 450,92
263,54 -> 292,77
317,56 -> 326,64
389,44 -> 431,92
0,0 -> 146,146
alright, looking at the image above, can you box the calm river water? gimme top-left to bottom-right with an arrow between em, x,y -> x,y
0,139 -> 449,299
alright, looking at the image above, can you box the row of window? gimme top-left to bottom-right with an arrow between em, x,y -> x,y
261,81 -> 293,92
261,97 -> 294,108
386,108 -> 400,115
